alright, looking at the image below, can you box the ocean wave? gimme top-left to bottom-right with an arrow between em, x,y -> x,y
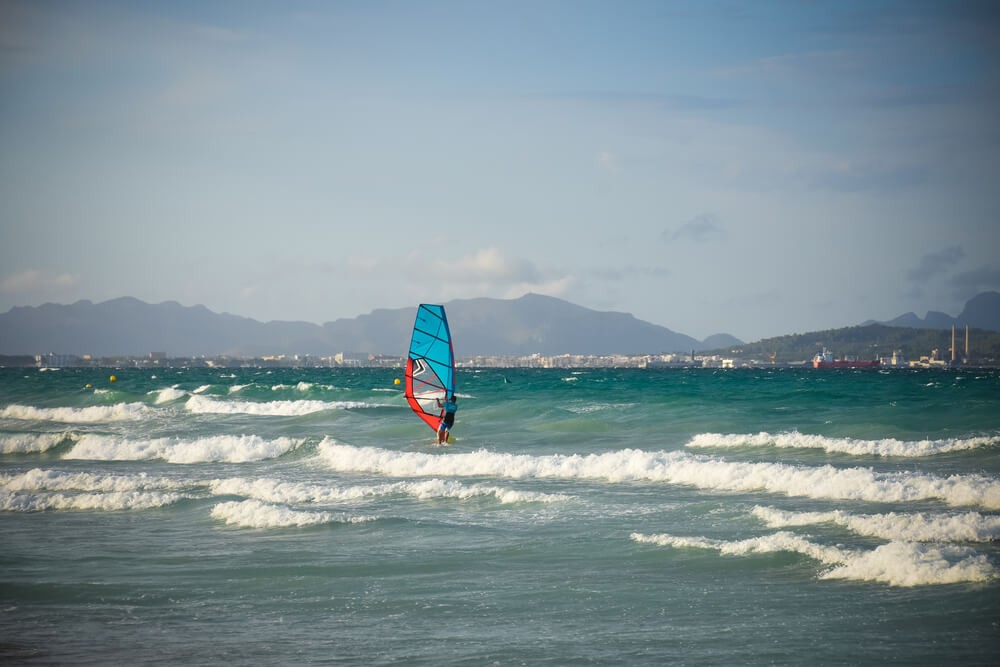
750,506 -> 1000,542
210,499 -> 373,529
65,434 -> 303,463
316,441 -> 1000,509
0,432 -> 74,454
1,468 -> 185,493
630,531 -> 996,587
0,489 -> 184,512
686,431 -> 1000,457
148,386 -> 187,404
184,394 -> 369,416
270,382 -> 323,392
0,468 -> 188,512
0,403 -> 153,423
210,476 -> 572,505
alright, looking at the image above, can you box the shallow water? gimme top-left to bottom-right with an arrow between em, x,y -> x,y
2,366 -> 998,664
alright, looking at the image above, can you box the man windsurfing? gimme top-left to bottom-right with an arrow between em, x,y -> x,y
436,395 -> 458,445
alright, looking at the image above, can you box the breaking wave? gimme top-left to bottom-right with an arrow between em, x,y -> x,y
686,431 -> 1000,457
0,403 -> 153,423
631,531 -> 996,587
316,441 -> 1000,509
0,432 -> 74,454
184,395 -> 369,416
210,476 -> 571,505
210,499 -> 373,529
65,434 -> 304,463
750,505 -> 1000,542
149,386 -> 187,404
0,468 -> 188,512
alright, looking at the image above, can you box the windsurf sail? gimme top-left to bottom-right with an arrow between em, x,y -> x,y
404,304 -> 456,431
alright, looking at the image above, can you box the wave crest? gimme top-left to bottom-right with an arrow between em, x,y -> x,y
65,434 -> 303,463
631,531 -> 996,586
316,441 -> 1000,509
0,403 -> 153,423
687,431 -> 1000,457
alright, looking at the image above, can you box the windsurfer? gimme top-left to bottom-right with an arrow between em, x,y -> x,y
436,395 -> 458,444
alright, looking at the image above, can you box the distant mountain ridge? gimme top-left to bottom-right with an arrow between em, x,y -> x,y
0,293 -> 741,357
867,291 -> 1000,331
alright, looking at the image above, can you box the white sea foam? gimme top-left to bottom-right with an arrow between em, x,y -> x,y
567,403 -> 630,414
210,476 -> 571,505
751,506 -> 1000,542
0,489 -> 184,512
630,531 -> 996,586
687,431 -> 1000,457
210,499 -> 372,529
0,468 -> 187,512
0,432 -> 73,453
65,434 -> 302,463
193,385 -> 212,394
149,386 -> 187,404
316,441 -> 1000,509
0,403 -> 153,423
227,384 -> 249,394
184,394 -> 367,416
0,468 -> 184,493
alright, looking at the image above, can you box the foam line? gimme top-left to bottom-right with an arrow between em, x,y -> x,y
0,490 -> 184,512
687,431 -> 1000,457
0,468 -> 189,512
65,434 -> 302,463
1,468 -> 185,493
0,432 -> 73,454
631,532 -> 996,586
210,476 -> 571,505
751,506 -> 1000,542
316,441 -> 1000,509
210,499 -> 373,529
184,395 -> 369,416
0,403 -> 153,423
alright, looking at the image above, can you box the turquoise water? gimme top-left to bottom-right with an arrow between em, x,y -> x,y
2,366 -> 998,664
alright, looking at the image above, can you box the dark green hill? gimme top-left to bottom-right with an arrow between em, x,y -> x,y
707,324 -> 1000,364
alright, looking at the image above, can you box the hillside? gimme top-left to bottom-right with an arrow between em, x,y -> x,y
0,293 -> 734,357
712,324 -> 1000,364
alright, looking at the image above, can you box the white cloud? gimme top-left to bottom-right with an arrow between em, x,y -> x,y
0,270 -> 77,294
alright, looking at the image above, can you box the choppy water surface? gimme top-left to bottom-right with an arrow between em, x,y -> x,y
2,366 -> 998,664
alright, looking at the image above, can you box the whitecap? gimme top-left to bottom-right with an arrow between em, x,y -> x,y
65,434 -> 303,463
316,440 -> 1000,509
149,386 -> 187,404
210,476 -> 571,505
0,403 -> 153,423
0,432 -> 73,454
210,499 -> 372,529
686,431 -> 1000,457
184,394 -> 368,416
751,506 -> 1000,542
630,531 -> 995,586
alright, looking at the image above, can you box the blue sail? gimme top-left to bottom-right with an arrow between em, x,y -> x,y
404,304 -> 456,431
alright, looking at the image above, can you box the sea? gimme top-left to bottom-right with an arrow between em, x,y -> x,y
1,365 -> 998,665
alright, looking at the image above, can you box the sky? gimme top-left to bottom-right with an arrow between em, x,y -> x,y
1,0 -> 999,343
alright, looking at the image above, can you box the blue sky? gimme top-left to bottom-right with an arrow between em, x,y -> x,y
2,0 -> 998,342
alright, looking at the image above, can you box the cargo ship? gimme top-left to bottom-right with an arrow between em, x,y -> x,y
812,348 -> 880,369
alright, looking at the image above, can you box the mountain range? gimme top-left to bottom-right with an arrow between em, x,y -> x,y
0,293 -> 740,358
1,291 -> 997,359
867,291 -> 1000,331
